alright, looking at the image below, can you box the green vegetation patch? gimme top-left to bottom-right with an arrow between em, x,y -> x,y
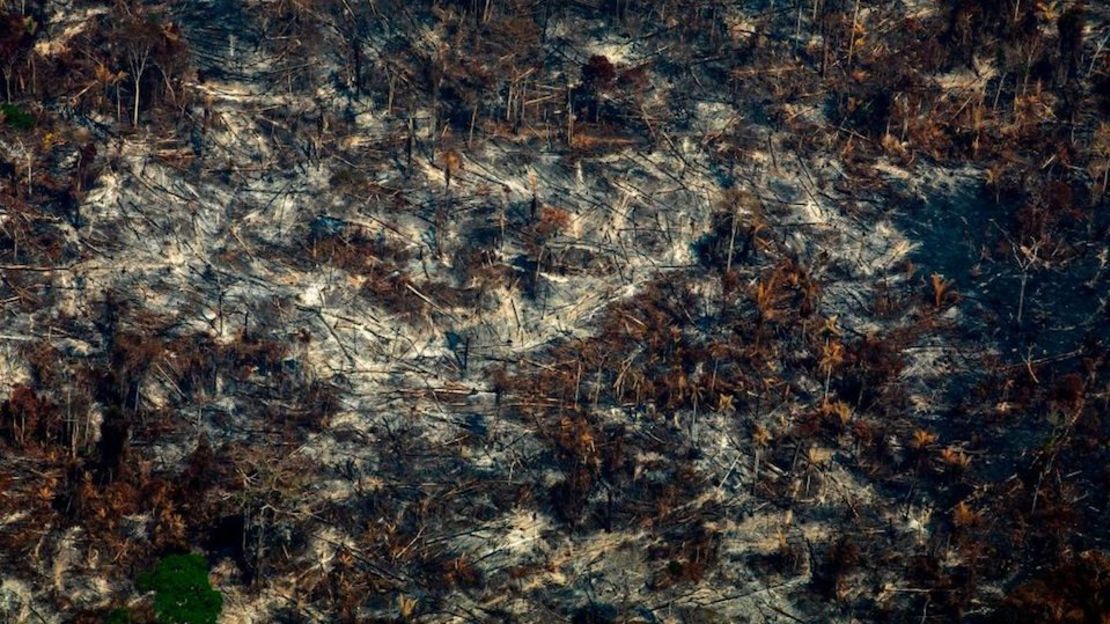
105,607 -> 133,624
136,554 -> 222,624
0,104 -> 34,130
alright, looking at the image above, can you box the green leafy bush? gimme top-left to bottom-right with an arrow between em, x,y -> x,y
105,607 -> 132,624
136,554 -> 222,624
0,104 -> 34,130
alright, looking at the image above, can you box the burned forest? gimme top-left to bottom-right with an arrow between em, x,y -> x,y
0,0 -> 1108,622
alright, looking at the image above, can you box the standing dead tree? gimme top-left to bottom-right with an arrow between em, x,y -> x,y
0,11 -> 36,102
109,4 -> 190,126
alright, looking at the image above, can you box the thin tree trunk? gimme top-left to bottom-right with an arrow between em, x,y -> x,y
846,0 -> 860,69
132,51 -> 148,127
468,101 -> 478,148
431,73 -> 439,160
132,73 -> 142,126
406,113 -> 414,175
1017,271 -> 1028,324
566,85 -> 573,146
725,207 -> 738,273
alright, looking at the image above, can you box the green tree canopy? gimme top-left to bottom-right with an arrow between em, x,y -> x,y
136,554 -> 222,624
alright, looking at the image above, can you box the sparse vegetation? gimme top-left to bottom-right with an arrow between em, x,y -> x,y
0,103 -> 33,129
136,554 -> 222,624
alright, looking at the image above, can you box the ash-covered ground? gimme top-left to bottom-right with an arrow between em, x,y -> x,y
1,1 -> 1107,623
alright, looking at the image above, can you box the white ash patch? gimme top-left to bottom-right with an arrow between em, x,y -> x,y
586,40 -> 635,65
33,6 -> 109,58
0,578 -> 41,624
0,346 -> 30,392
